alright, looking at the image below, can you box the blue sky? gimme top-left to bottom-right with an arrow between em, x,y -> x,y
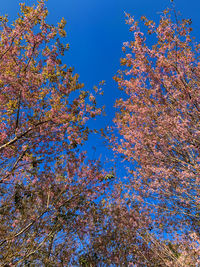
1,0 -> 200,164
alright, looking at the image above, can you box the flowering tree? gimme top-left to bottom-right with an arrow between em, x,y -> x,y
113,9 -> 200,265
76,193 -> 166,266
0,1 -> 108,265
2,1 -> 200,265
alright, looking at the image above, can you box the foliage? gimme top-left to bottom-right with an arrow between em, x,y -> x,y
0,1 -> 106,265
113,8 -> 200,266
1,1 -> 200,266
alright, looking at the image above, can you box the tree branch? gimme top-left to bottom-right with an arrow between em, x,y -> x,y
0,120 -> 50,152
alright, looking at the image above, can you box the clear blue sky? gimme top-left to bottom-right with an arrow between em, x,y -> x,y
1,0 -> 200,164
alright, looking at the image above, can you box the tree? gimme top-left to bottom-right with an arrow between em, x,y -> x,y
0,1 -> 107,265
113,9 -> 200,266
2,1 -> 200,266
75,181 -> 191,266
